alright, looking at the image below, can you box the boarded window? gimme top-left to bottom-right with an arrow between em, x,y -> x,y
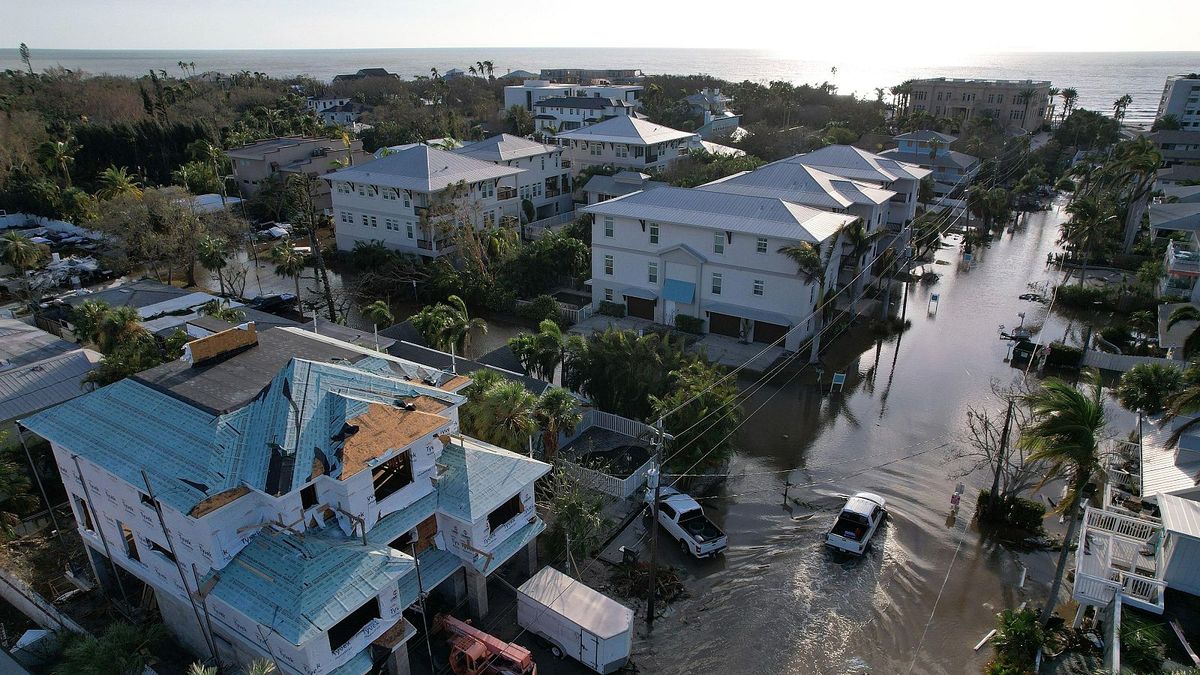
119,522 -> 140,562
487,494 -> 523,532
328,597 -> 380,653
388,530 -> 416,552
372,451 -> 414,502
139,492 -> 154,507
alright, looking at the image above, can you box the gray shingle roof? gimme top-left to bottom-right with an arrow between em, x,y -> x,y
326,144 -> 521,193
454,134 -> 558,163
557,116 -> 696,146
583,186 -> 857,243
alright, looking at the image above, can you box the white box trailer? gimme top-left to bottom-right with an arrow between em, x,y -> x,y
516,567 -> 634,674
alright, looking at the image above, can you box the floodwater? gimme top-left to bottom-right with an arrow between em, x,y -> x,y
632,197 -> 1134,674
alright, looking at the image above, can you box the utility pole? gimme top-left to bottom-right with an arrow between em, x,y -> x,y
989,398 -> 1015,518
645,418 -> 672,631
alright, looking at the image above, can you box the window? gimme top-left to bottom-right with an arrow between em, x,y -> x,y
711,272 -> 722,295
604,216 -> 614,238
590,143 -> 602,156
659,502 -> 676,520
480,182 -> 495,199
541,157 -> 546,170
406,222 -> 415,239
403,193 -> 411,207
357,185 -> 366,196
604,254 -> 614,275
74,496 -> 94,532
385,218 -> 399,231
756,237 -> 768,254
615,144 -> 628,158
487,494 -> 524,532
382,188 -> 396,201
604,288 -> 614,302
753,279 -> 765,296
361,215 -> 369,227
328,598 -> 381,653
301,484 -> 318,509
371,451 -> 413,502
119,521 -> 140,562
369,216 -> 378,228
337,182 -> 350,194
649,222 -> 659,244
713,232 -> 724,254
340,211 -> 352,224
648,262 -> 658,284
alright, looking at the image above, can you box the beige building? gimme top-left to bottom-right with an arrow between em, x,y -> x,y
227,136 -> 373,210
907,78 -> 1052,133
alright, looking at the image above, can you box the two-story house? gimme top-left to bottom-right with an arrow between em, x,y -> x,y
880,130 -> 979,198
557,116 -> 700,175
452,134 -> 573,223
326,144 -> 523,258
20,324 -> 549,675
531,96 -> 638,134
227,136 -> 373,211
583,186 -> 857,349
789,144 -> 931,234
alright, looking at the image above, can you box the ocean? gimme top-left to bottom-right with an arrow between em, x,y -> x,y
2,48 -> 1198,126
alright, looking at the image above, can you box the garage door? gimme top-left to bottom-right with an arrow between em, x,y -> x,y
753,320 -> 788,345
626,296 -> 656,320
708,312 -> 741,338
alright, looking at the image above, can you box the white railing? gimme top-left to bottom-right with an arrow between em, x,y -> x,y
1085,506 -> 1160,542
1119,572 -> 1167,611
557,409 -> 656,500
1074,571 -> 1120,606
523,211 -> 577,240
514,295 -> 594,326
1074,507 -> 1167,614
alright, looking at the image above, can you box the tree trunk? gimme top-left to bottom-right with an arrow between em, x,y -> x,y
808,313 -> 824,364
1121,192 -> 1148,254
308,227 -> 337,322
294,276 -> 302,314
1040,479 -> 1086,625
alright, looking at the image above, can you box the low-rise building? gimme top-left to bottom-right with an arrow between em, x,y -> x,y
786,144 -> 930,231
504,80 -> 642,113
557,116 -> 699,175
880,130 -> 979,197
326,144 -> 523,258
1155,74 -> 1200,130
20,325 -> 549,675
317,102 -> 370,127
0,318 -> 100,435
306,97 -> 352,113
226,136 -> 372,210
453,134 -> 574,222
1147,129 -> 1200,167
332,68 -> 401,83
582,170 -> 667,205
531,96 -> 638,134
906,78 -> 1052,133
583,186 -> 857,349
686,89 -> 742,140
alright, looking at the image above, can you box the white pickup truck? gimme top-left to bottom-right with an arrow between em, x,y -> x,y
644,487 -> 727,558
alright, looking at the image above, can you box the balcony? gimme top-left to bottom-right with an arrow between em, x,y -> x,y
497,186 -> 517,201
1073,506 -> 1166,614
1165,239 -> 1200,276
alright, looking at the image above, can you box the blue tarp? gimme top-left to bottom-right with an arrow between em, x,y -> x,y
663,279 -> 696,304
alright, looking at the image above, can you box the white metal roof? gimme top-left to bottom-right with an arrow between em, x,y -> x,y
1159,493 -> 1200,538
1140,416 -> 1200,498
0,348 -> 101,423
792,145 -> 931,183
699,160 -> 894,209
518,567 -> 634,639
454,134 -> 558,163
556,116 -> 696,146
582,186 -> 856,244
326,144 -> 521,193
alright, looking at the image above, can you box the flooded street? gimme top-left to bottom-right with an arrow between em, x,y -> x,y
633,198 -> 1134,674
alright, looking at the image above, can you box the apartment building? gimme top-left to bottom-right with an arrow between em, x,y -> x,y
226,136 -> 372,210
584,186 -> 857,349
453,134 -> 574,221
1156,74 -> 1200,129
531,96 -> 638,134
557,116 -> 699,175
880,130 -> 979,197
20,325 -> 549,675
503,80 -> 643,112
907,78 -> 1052,132
538,68 -> 643,85
1147,129 -> 1200,167
326,144 -> 523,258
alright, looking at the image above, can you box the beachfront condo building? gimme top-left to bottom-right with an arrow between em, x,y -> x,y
503,79 -> 643,112
20,324 -> 549,675
906,78 -> 1052,133
227,136 -> 372,211
452,134 -> 574,224
326,144 -> 523,258
1156,74 -> 1200,129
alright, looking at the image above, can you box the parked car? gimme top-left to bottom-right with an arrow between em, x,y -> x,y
825,492 -> 887,556
643,487 -> 727,558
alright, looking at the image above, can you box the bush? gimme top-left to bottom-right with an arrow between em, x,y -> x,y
990,607 -> 1046,672
978,489 -> 1047,533
1120,615 -> 1166,672
674,313 -> 704,334
1045,342 -> 1082,369
597,301 -> 626,318
518,294 -> 560,324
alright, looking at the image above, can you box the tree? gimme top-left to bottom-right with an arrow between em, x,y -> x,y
0,230 -> 47,298
1112,94 -> 1133,122
1167,305 -> 1200,359
779,239 -> 837,363
410,295 -> 487,356
200,299 -> 246,323
1118,363 -> 1185,414
187,140 -> 229,206
539,468 -> 608,560
534,387 -> 581,464
1109,136 -> 1163,252
19,43 -> 33,74
1019,373 -> 1107,624
838,218 -> 881,301
506,105 -> 534,136
652,360 -> 743,476
564,329 -> 691,420
0,445 -> 36,538
990,607 -> 1048,672
361,299 -> 394,329
509,320 -> 566,382
1059,195 -> 1118,286
83,332 -> 171,387
196,235 -> 230,296
98,305 -> 150,354
271,243 -> 306,312
1059,88 -> 1078,123
55,622 -> 166,675
70,300 -> 113,348
95,166 -> 143,200
1153,114 -> 1182,131
466,378 -> 537,452
285,174 -> 337,321
1019,87 -> 1039,128
36,138 -> 78,188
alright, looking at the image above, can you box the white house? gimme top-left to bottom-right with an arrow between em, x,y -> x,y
880,130 -> 979,198
504,80 -> 642,112
583,186 -> 857,349
787,145 -> 930,231
306,97 -> 352,113
20,325 -> 549,675
452,134 -> 573,223
557,116 -> 699,175
531,96 -> 638,134
326,144 -> 523,258
582,171 -> 667,205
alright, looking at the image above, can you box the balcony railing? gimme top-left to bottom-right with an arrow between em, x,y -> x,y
1165,240 -> 1200,275
1073,506 -> 1165,614
497,186 -> 517,201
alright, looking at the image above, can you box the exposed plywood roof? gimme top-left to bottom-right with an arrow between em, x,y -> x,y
189,486 -> 252,518
339,403 -> 450,480
183,323 -> 258,366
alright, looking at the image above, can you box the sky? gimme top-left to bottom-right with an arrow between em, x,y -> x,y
3,0 -> 1199,54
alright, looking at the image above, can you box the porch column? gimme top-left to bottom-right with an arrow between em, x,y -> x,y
522,539 -> 539,577
385,641 -> 411,675
465,566 -> 489,620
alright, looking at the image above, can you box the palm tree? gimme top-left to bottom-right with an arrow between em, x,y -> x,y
780,240 -> 837,363
838,218 -> 881,301
196,236 -> 230,296
362,299 -> 394,330
19,43 -> 33,75
509,319 -> 566,382
483,60 -> 495,80
1019,374 -> 1107,625
1110,136 -> 1162,253
0,449 -> 36,538
1060,88 -> 1078,123
0,230 -> 47,299
271,243 -> 306,312
534,387 -> 582,464
1112,94 -> 1133,122
200,299 -> 246,323
95,166 -> 143,200
475,380 -> 538,452
70,300 -> 112,347
187,140 -> 228,206
1117,363 -> 1184,414
99,306 -> 149,354
1019,87 -> 1038,128
1167,305 -> 1200,358
1046,87 -> 1060,125
1059,195 -> 1118,286
440,295 -> 487,357
36,138 -> 78,187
